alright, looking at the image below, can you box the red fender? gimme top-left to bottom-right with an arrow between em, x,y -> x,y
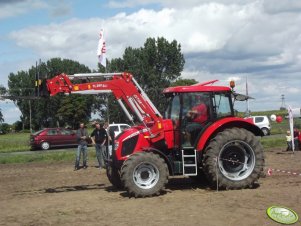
196,117 -> 263,151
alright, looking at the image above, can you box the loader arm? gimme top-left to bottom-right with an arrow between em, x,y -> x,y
45,72 -> 164,142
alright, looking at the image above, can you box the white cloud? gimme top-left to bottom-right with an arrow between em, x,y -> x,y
107,0 -> 255,9
8,3 -> 258,68
0,101 -> 22,124
3,0 -> 301,120
0,0 -> 48,20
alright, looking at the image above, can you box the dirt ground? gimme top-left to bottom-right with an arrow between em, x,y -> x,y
0,148 -> 301,226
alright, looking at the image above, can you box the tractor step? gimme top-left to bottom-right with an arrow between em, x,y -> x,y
182,148 -> 197,176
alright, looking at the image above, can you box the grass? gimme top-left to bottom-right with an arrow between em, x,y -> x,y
260,136 -> 286,149
0,147 -> 96,164
0,128 -> 96,154
0,133 -> 31,153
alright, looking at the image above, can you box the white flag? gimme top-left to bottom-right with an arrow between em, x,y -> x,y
97,29 -> 106,67
288,105 -> 295,152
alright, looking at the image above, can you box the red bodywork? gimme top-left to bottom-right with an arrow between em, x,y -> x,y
45,73 -> 261,168
46,72 -> 165,143
30,128 -> 79,150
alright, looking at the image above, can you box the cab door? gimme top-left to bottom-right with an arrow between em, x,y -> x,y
165,94 -> 181,149
181,92 -> 211,147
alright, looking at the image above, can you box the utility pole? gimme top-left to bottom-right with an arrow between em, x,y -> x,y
245,76 -> 250,117
280,94 -> 286,110
29,100 -> 32,133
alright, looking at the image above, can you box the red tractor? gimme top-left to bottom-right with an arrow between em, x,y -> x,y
43,72 -> 264,197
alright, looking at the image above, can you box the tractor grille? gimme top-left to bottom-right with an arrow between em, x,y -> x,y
121,135 -> 138,157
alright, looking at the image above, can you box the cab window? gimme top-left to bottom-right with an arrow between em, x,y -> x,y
213,93 -> 233,118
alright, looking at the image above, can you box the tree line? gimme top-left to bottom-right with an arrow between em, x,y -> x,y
1,37 -> 197,131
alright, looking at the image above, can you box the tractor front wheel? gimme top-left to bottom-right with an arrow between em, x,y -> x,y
203,128 -> 264,190
106,164 -> 123,189
121,152 -> 168,197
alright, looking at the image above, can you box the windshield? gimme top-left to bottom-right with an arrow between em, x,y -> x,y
164,95 -> 180,122
212,93 -> 233,118
33,129 -> 44,135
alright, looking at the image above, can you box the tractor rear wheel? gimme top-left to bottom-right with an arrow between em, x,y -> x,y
106,164 -> 123,189
203,128 -> 264,190
121,152 -> 168,197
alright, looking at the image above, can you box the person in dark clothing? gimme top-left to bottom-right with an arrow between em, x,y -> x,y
293,128 -> 300,150
91,122 -> 107,169
104,122 -> 115,157
75,122 -> 89,170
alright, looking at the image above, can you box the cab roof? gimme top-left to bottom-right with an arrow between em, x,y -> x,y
163,80 -> 231,94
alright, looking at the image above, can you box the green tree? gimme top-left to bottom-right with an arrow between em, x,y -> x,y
8,58 -> 94,129
56,95 -> 94,128
0,85 -> 6,122
106,37 -> 185,123
171,78 -> 198,87
0,123 -> 10,134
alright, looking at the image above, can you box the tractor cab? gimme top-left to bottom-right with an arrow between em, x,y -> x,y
163,81 -> 233,148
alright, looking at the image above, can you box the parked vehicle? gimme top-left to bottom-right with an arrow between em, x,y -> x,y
108,123 -> 130,137
245,116 -> 271,136
30,128 -> 79,150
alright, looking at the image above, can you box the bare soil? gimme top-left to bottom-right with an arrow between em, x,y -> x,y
0,148 -> 301,226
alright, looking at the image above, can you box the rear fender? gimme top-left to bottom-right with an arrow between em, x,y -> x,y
196,117 -> 263,151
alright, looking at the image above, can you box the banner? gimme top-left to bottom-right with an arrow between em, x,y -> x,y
288,105 -> 294,152
97,29 -> 106,67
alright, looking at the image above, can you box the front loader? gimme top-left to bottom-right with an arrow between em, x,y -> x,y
41,72 -> 264,197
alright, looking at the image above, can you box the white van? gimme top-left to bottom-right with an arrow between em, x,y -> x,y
245,116 -> 271,136
108,123 -> 131,137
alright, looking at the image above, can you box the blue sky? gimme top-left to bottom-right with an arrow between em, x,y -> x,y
1,0 -> 301,124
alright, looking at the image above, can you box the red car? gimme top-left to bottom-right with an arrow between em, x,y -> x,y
30,128 -> 78,150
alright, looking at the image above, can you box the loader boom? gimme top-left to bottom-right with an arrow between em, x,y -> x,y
45,72 -> 164,142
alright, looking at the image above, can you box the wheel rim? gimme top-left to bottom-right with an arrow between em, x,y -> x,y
41,142 -> 49,150
262,128 -> 268,136
218,140 -> 255,181
133,162 -> 160,189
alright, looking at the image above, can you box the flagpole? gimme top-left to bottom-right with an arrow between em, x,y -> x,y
97,29 -> 109,123
288,105 -> 295,153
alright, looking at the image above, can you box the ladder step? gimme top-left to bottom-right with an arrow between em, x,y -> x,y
182,149 -> 197,176
183,155 -> 195,157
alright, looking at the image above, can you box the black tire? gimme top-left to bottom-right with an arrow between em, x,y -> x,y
203,128 -> 264,190
41,141 -> 50,150
261,127 -> 270,136
121,152 -> 169,197
106,164 -> 123,189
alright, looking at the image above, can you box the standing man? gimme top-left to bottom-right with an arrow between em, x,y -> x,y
104,122 -> 114,157
91,122 -> 108,169
75,122 -> 89,170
